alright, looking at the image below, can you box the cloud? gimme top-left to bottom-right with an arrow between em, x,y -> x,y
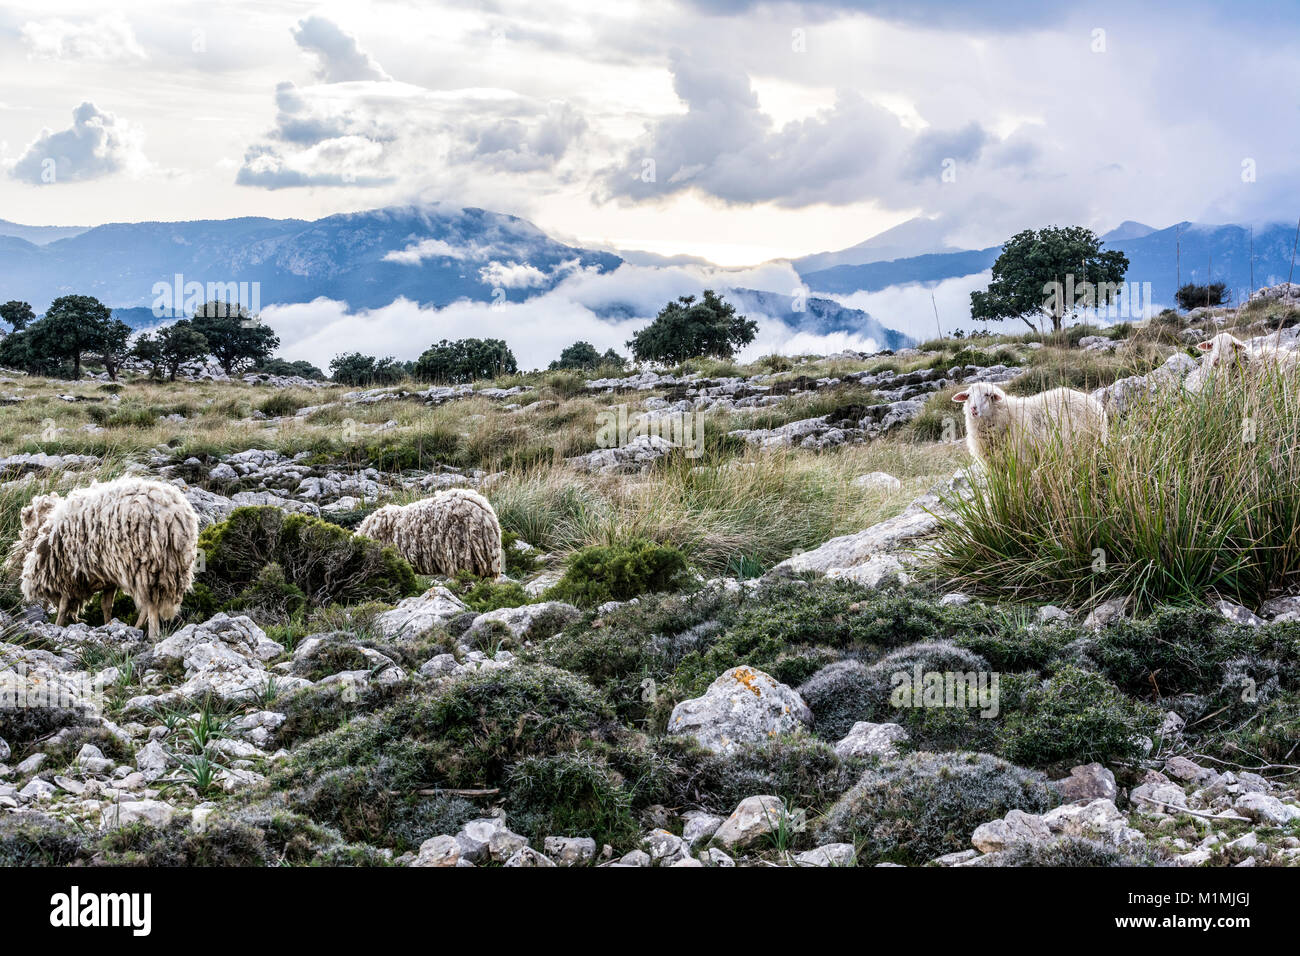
383,238 -> 471,263
291,16 -> 390,83
8,102 -> 148,184
235,137 -> 394,188
21,13 -> 146,62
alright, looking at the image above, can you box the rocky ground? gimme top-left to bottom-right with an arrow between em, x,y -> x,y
3,296 -> 1300,867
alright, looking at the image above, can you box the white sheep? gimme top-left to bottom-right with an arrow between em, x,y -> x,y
1187,332 -> 1298,392
358,487 -> 504,578
12,477 -> 199,638
952,382 -> 1108,467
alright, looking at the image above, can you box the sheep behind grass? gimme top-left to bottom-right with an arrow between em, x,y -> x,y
358,488 -> 504,578
952,382 -> 1108,467
14,477 -> 199,639
1186,332 -> 1299,393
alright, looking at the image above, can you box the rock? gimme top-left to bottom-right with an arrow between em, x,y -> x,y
1160,711 -> 1186,737
566,434 -> 677,473
1216,600 -> 1264,626
463,601 -> 581,642
19,778 -> 56,801
0,737 -> 8,762
1163,755 -> 1216,786
940,592 -> 971,607
971,809 -> 1053,852
375,587 -> 469,639
932,849 -> 981,866
455,816 -> 528,863
712,795 -> 786,851
1234,792 -> 1300,826
681,812 -> 724,849
1175,849 -> 1212,867
135,739 -> 171,782
792,843 -> 856,867
543,836 -> 596,866
76,744 -> 114,775
617,849 -> 651,867
1260,595 -> 1300,621
668,856 -> 705,867
1040,798 -> 1146,851
667,666 -> 812,754
504,847 -> 556,867
824,553 -> 911,588
704,848 -> 735,867
16,753 -> 45,775
1050,763 -> 1118,804
1083,596 -> 1129,629
1037,605 -> 1070,624
101,800 -> 175,828
854,472 -> 902,493
834,721 -> 909,760
413,835 -> 462,867
644,829 -> 689,864
1131,782 -> 1189,814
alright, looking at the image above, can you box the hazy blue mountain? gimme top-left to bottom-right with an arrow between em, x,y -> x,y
792,216 -> 960,274
724,288 -> 914,349
798,220 -> 1300,310
0,219 -> 90,245
0,204 -> 621,312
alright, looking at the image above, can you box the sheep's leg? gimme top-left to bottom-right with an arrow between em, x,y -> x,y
101,590 -> 115,625
147,608 -> 161,641
55,597 -> 69,627
135,608 -> 147,629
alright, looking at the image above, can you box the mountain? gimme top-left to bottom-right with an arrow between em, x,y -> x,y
0,204 -> 622,313
724,288 -> 914,350
0,219 -> 90,246
792,216 -> 959,274
796,220 -> 1300,311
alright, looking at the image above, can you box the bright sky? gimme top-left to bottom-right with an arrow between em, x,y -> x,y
2,0 -> 1298,265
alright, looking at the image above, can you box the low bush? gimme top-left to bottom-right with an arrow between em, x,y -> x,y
815,751 -> 1052,864
546,538 -> 691,608
504,752 -> 639,849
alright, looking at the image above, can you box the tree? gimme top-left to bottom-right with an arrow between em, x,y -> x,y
600,348 -> 626,369
0,300 -> 34,331
131,333 -> 165,379
1175,282 -> 1230,311
97,319 -> 133,381
0,329 -> 43,374
156,321 -> 211,381
191,301 -> 279,374
549,341 -> 602,371
970,226 -> 1130,335
255,357 -> 325,380
29,294 -> 113,378
628,290 -> 757,366
414,338 -> 517,384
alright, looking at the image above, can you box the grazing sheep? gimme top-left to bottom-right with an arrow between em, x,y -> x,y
952,382 -> 1108,467
358,488 -> 504,578
13,477 -> 199,639
1187,332 -> 1298,392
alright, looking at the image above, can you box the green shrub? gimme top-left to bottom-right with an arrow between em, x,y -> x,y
816,751 -> 1052,864
933,364 -> 1300,608
97,819 -> 269,867
504,752 -> 639,849
282,664 -> 614,793
190,506 -> 419,614
449,570 -> 529,613
546,538 -> 690,608
999,665 -> 1157,768
257,393 -> 302,418
0,814 -> 87,866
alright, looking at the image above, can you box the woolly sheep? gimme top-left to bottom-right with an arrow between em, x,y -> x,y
952,382 -> 1108,467
1186,332 -> 1299,392
11,477 -> 199,639
358,487 -> 504,578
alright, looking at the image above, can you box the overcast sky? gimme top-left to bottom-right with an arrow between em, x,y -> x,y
2,0 -> 1298,265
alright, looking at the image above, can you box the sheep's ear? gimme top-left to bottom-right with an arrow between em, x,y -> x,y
1196,340 -> 1214,351
952,391 -> 969,403
990,392 -> 1002,401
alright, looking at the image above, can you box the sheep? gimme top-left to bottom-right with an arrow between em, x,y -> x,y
358,488 -> 504,578
1187,332 -> 1298,392
951,382 -> 1108,467
12,477 -> 199,639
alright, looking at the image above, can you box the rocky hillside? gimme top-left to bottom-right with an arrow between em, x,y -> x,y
2,294 -> 1300,867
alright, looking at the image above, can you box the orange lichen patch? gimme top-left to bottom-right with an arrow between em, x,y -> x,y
732,666 -> 763,698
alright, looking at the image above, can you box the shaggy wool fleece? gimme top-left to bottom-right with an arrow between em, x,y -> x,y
358,488 -> 503,577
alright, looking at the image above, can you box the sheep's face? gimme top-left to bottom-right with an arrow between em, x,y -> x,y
1197,333 -> 1248,367
952,384 -> 1004,420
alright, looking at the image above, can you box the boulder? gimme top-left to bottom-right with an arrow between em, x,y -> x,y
667,666 -> 812,754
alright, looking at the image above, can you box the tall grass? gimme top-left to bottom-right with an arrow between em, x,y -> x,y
933,364 -> 1300,608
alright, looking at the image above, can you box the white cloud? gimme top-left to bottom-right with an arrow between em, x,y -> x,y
383,238 -> 471,264
21,13 -> 146,62
291,16 -> 391,83
8,102 -> 149,184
